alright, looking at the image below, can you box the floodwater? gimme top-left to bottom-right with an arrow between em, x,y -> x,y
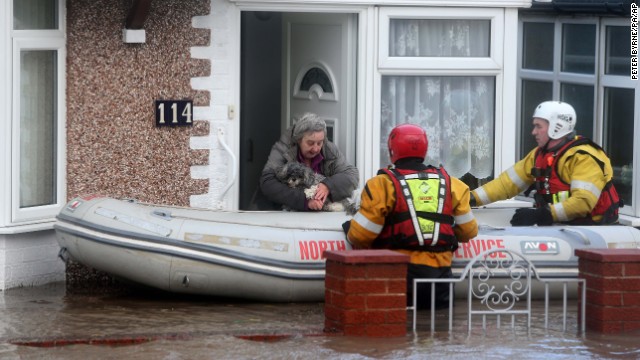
0,283 -> 639,359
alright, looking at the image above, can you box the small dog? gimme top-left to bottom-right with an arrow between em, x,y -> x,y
275,162 -> 357,214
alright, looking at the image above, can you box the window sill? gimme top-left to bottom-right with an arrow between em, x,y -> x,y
618,214 -> 640,227
0,220 -> 56,235
475,198 -> 532,209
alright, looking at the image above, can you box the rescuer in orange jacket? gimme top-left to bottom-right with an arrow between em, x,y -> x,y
470,101 -> 621,226
345,124 -> 478,310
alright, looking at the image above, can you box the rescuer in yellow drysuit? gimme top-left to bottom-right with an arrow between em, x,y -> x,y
471,101 -> 621,226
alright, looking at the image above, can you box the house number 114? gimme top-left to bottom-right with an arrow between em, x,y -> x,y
155,100 -> 193,126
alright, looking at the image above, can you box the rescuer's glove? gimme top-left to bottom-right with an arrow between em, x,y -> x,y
469,193 -> 477,207
510,206 -> 553,226
341,220 -> 351,236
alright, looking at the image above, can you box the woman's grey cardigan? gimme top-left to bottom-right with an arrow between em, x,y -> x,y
256,126 -> 359,211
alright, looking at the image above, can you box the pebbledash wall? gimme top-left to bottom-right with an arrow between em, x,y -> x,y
65,0 -> 212,206
1,0 -> 234,290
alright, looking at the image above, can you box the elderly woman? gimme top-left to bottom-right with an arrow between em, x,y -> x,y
254,113 -> 359,211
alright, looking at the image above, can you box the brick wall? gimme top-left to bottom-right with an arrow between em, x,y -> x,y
324,250 -> 409,337
576,248 -> 640,333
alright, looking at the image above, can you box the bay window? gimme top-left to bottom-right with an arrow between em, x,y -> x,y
519,16 -> 638,218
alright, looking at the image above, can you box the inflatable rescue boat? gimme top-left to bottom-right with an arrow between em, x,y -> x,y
55,195 -> 640,302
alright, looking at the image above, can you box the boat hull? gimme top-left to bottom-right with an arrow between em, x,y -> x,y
58,222 -> 331,301
56,196 -> 351,302
55,196 -> 640,301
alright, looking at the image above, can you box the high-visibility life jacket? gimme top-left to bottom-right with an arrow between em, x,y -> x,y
372,166 -> 458,252
530,136 -> 622,225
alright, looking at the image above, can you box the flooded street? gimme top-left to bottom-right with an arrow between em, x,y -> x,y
0,283 -> 639,359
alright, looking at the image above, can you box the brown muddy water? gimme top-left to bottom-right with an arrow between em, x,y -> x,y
0,283 -> 638,359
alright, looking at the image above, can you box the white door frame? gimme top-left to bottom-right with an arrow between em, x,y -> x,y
228,2 -> 374,209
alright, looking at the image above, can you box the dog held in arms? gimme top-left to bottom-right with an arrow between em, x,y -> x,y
275,162 -> 358,214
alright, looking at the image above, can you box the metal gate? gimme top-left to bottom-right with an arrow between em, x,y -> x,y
410,249 -> 586,333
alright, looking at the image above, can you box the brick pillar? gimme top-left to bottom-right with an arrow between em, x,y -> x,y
575,249 -> 640,333
323,250 -> 409,337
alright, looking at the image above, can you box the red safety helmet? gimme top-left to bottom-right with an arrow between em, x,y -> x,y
388,124 -> 428,164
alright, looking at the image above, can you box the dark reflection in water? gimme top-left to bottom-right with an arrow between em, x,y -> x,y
0,283 -> 639,359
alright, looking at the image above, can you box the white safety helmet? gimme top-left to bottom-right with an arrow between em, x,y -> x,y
532,101 -> 577,140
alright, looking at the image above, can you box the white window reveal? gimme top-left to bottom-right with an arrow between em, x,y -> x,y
10,0 -> 66,224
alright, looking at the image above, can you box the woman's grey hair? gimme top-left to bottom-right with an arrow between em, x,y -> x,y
292,113 -> 327,143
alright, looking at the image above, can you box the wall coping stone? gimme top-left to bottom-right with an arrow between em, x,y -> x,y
324,250 -> 409,264
575,249 -> 640,262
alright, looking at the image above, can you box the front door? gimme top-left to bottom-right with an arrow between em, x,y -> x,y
282,13 -> 357,161
239,12 -> 357,210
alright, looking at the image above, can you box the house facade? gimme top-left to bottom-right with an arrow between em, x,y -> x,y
0,0 -> 636,290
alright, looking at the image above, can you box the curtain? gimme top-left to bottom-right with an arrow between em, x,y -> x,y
15,0 -> 59,208
20,50 -> 57,208
380,19 -> 494,179
13,0 -> 57,30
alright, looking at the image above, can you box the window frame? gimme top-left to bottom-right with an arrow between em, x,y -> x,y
598,17 -> 639,219
378,7 -> 504,70
518,15 -> 640,219
374,6 -> 507,177
0,1 -> 10,229
8,1 -> 66,225
518,17 -> 599,152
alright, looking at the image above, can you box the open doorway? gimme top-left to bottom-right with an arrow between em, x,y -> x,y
239,11 -> 357,210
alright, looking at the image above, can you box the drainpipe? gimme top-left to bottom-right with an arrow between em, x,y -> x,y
123,0 -> 152,43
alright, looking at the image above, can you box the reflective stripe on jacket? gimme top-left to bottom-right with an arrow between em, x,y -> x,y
472,136 -> 618,224
347,160 -> 477,268
373,167 -> 458,252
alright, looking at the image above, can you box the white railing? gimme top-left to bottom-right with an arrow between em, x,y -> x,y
410,249 -> 586,333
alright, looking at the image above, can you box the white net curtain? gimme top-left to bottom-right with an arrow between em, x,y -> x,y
380,19 -> 495,181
